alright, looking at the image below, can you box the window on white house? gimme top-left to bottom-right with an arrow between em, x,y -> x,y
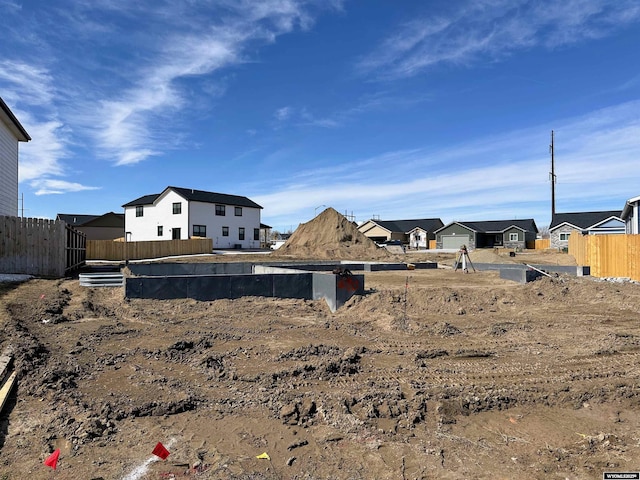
235,206 -> 242,216
157,226 -> 163,237
193,225 -> 206,237
239,227 -> 245,240
509,233 -> 519,242
254,228 -> 259,241
216,205 -> 225,216
559,232 -> 570,241
222,226 -> 229,236
136,206 -> 143,217
173,202 -> 181,214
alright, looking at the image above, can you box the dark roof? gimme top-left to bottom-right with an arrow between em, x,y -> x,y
122,186 -> 262,209
83,212 -> 124,228
0,97 -> 31,141
549,211 -> 622,230
57,212 -> 124,227
260,223 -> 271,229
122,194 -> 163,207
439,219 -> 538,234
372,218 -> 443,233
57,214 -> 100,226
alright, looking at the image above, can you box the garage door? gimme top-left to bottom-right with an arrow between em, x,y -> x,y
441,235 -> 469,249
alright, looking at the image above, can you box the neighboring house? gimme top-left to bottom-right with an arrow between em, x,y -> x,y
122,186 -> 263,248
358,218 -> 444,246
435,219 -> 538,250
549,211 -> 624,250
57,212 -> 124,240
0,97 -> 31,216
621,196 -> 640,234
259,223 -> 272,248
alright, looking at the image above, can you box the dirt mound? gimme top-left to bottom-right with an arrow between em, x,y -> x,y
273,207 -> 390,260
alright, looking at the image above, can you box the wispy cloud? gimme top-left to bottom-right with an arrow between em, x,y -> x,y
0,62 -> 98,194
0,0 -> 343,189
84,1 -> 340,166
0,61 -> 55,106
255,99 -> 640,229
272,92 -> 431,129
357,0 -> 640,80
274,106 -> 293,121
30,179 -> 100,196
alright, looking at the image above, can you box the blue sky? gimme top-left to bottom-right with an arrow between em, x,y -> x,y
2,0 -> 640,232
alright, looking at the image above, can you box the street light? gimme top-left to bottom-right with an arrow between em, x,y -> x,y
315,204 -> 326,216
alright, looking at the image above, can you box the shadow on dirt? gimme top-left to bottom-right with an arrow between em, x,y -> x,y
0,389 -> 17,450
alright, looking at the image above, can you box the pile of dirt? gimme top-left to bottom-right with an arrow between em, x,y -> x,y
273,207 -> 390,260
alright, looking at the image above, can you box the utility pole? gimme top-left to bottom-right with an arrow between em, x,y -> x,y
549,130 -> 556,217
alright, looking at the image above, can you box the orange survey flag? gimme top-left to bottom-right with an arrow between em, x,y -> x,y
44,449 -> 60,470
152,442 -> 170,460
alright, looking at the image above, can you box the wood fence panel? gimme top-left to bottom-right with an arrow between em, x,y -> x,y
568,233 -> 588,266
87,238 -> 213,261
534,239 -> 550,249
428,240 -> 436,249
628,235 -> 640,282
0,216 -> 77,277
569,234 -> 640,281
607,235 -> 629,278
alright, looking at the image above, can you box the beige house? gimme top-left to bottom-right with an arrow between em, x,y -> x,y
0,97 -> 31,216
358,218 -> 443,246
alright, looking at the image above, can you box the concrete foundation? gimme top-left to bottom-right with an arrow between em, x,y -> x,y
126,262 -> 372,312
499,268 -> 542,283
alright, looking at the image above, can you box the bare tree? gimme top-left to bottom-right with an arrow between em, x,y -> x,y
539,225 -> 550,239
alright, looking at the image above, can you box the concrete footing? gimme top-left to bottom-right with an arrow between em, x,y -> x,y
124,261 -> 433,311
126,262 -> 422,312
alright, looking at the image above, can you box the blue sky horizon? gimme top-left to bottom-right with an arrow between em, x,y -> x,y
2,0 -> 639,233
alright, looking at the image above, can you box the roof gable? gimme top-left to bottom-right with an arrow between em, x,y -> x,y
550,211 -> 622,230
82,212 -> 125,228
590,217 -> 624,229
57,214 -> 100,226
0,97 -> 31,142
57,212 -> 125,227
437,219 -> 538,234
369,218 -> 443,234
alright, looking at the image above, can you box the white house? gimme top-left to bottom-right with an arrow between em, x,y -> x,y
0,97 -> 31,216
621,195 -> 640,234
122,186 -> 263,248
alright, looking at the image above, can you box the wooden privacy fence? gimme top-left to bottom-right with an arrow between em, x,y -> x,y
0,216 -> 86,277
534,239 -> 550,249
87,238 -> 213,261
569,233 -> 640,281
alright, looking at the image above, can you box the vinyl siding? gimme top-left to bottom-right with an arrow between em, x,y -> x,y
124,189 -> 261,247
0,121 -> 19,216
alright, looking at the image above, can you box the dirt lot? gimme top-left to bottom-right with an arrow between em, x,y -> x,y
1,250 -> 639,479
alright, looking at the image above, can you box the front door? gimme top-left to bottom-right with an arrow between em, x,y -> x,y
172,228 -> 181,240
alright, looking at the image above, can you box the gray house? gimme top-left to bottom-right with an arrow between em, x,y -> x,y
435,219 -> 538,250
621,195 -> 640,234
549,211 -> 624,250
57,212 -> 125,240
